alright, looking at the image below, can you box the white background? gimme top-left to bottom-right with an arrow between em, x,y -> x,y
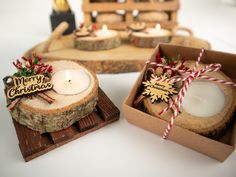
0,0 -> 236,177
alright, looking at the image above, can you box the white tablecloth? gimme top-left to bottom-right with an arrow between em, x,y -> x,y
0,0 -> 235,177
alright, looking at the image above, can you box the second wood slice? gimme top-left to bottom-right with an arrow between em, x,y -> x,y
143,61 -> 236,138
10,60 -> 99,133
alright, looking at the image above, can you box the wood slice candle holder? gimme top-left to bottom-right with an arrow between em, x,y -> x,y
75,30 -> 121,51
10,60 -> 99,133
143,61 -> 236,138
130,29 -> 171,48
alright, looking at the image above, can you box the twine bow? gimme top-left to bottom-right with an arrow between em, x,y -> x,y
146,49 -> 236,139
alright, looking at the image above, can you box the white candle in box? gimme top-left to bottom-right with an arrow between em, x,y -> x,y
182,81 -> 225,117
52,69 -> 91,95
143,60 -> 235,137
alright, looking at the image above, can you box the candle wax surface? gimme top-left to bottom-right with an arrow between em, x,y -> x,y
52,69 -> 91,95
182,81 -> 225,117
95,29 -> 118,38
133,28 -> 171,37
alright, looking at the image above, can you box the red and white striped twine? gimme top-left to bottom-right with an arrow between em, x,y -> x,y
145,49 -> 236,139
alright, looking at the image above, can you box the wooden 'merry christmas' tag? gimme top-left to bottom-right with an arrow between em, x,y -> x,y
142,75 -> 177,103
6,75 -> 53,100
3,55 -> 55,110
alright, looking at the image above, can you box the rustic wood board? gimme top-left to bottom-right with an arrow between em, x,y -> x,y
12,87 -> 120,162
24,42 -> 154,74
24,34 -> 211,74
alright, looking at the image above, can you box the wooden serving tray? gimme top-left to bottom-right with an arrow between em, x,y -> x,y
12,87 -> 120,162
24,40 -> 154,74
24,28 -> 211,74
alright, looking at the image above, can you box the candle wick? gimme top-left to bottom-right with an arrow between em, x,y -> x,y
68,79 -> 71,83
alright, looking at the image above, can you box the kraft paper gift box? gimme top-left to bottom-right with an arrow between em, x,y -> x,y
123,44 -> 236,162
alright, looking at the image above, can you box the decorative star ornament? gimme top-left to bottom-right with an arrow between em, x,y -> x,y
142,75 -> 177,103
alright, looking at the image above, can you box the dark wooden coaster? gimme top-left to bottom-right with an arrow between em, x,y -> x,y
12,87 -> 120,162
77,112 -> 98,131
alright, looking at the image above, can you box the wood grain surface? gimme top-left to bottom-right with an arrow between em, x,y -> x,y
13,87 -> 120,162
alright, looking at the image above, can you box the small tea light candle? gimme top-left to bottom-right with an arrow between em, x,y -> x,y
182,81 -> 225,117
52,69 -> 91,95
131,24 -> 171,48
145,24 -> 171,37
95,25 -> 118,38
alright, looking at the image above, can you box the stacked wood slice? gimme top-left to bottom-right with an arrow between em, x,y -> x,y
74,33 -> 121,51
10,60 -> 99,133
143,60 -> 236,138
130,32 -> 171,48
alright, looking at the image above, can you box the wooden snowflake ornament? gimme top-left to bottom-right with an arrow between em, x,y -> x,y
142,75 -> 177,103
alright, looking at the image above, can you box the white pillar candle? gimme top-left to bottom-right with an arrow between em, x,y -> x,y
52,69 -> 91,95
182,81 -> 225,117
95,25 -> 118,38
